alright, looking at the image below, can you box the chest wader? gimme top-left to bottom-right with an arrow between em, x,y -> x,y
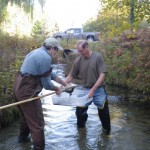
75,86 -> 111,135
76,107 -> 88,128
13,70 -> 52,150
98,100 -> 111,134
76,101 -> 110,134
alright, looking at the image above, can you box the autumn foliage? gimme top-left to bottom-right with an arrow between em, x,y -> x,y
103,29 -> 150,94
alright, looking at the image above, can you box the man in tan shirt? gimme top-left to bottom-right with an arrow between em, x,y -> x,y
65,40 -> 111,134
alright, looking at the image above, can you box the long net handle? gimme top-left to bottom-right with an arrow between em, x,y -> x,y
0,85 -> 77,110
0,92 -> 55,110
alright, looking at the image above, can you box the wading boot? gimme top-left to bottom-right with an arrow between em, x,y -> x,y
18,135 -> 31,143
33,144 -> 45,150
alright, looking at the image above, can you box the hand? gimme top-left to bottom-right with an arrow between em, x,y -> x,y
60,83 -> 71,92
88,89 -> 95,98
55,87 -> 62,95
63,81 -> 68,87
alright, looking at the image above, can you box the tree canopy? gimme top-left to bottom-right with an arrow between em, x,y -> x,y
83,0 -> 149,37
0,0 -> 46,24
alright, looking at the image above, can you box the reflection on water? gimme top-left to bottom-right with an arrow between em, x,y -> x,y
0,64 -> 150,150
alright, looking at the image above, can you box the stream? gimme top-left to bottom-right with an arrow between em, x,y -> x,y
0,64 -> 150,150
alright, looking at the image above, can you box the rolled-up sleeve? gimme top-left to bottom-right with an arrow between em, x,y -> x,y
40,71 -> 58,90
51,72 -> 57,80
40,76 -> 56,90
70,58 -> 80,79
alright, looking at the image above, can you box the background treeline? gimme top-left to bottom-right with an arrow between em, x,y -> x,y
84,0 -> 150,38
0,0 -> 149,129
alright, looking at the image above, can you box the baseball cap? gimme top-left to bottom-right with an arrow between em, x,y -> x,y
43,38 -> 63,50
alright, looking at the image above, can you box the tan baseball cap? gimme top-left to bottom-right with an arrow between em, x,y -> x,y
43,38 -> 63,50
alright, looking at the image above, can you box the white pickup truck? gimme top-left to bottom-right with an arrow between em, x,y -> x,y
52,28 -> 100,42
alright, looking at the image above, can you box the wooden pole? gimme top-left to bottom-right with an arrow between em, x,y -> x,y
0,92 -> 55,110
0,84 -> 77,110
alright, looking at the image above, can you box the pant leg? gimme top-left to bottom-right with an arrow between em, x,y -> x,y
18,111 -> 30,140
13,94 -> 30,141
19,99 -> 45,149
76,107 -> 88,127
13,73 -> 45,149
98,100 -> 111,133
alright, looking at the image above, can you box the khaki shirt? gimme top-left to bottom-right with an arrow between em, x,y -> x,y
70,52 -> 107,87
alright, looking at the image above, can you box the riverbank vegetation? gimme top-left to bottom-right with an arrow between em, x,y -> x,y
63,29 -> 150,102
0,0 -> 149,129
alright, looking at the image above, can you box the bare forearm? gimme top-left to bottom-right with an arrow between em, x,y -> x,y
65,74 -> 74,84
88,73 -> 105,98
54,77 -> 67,86
92,73 -> 105,91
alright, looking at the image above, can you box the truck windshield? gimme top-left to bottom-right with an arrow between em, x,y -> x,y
75,29 -> 81,33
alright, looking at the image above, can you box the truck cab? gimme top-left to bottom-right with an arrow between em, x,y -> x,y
66,28 -> 83,39
53,28 -> 100,42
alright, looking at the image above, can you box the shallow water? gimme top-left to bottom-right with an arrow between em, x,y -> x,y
0,64 -> 150,150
